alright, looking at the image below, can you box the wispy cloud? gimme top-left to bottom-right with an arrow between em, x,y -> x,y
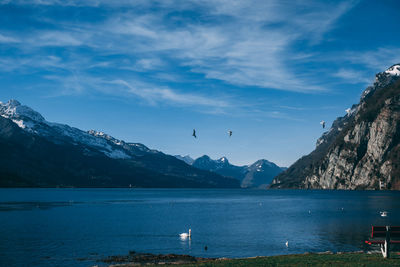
40,72 -> 233,111
34,31 -> 84,46
343,47 -> 400,71
96,0 -> 357,92
0,0 -> 149,7
332,68 -> 373,84
0,0 -> 358,94
0,33 -> 19,43
110,79 -> 231,108
319,47 -> 400,84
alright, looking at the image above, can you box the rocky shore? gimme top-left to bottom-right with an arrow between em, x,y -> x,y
94,250 -> 400,267
98,251 -> 216,266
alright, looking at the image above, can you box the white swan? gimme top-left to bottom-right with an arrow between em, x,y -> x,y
380,211 -> 388,217
180,229 -> 191,240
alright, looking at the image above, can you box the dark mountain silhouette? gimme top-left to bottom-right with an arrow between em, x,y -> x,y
0,100 -> 239,188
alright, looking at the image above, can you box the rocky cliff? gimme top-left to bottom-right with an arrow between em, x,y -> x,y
271,64 -> 400,190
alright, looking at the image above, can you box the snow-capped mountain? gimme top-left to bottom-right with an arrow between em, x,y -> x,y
181,155 -> 284,188
0,100 -> 130,159
241,159 -> 284,188
0,100 -> 240,188
174,155 -> 194,165
87,130 -> 158,156
0,100 -> 164,159
192,155 -> 234,170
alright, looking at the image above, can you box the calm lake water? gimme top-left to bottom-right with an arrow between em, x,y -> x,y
1,188 -> 400,266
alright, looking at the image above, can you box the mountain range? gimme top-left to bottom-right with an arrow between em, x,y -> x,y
4,62 -> 394,190
271,64 -> 400,190
174,154 -> 285,188
0,100 -> 239,188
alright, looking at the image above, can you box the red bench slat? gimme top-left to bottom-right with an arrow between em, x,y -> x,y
371,226 -> 400,238
365,240 -> 400,245
366,226 -> 400,246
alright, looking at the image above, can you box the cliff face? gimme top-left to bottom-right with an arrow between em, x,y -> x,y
271,64 -> 400,190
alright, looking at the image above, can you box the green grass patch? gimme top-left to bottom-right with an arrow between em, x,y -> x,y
147,253 -> 400,267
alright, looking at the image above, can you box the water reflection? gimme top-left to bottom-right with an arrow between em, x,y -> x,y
0,201 -> 79,211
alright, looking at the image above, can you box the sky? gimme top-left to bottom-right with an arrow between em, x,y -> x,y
0,0 -> 400,167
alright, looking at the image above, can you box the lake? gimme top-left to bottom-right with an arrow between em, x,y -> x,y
1,188 -> 400,266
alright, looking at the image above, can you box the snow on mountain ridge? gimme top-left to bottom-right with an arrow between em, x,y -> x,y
88,130 -> 125,146
361,64 -> 400,101
218,156 -> 229,164
0,99 -> 130,159
385,64 -> 400,76
317,64 -> 400,149
174,155 -> 194,165
87,130 -> 157,155
0,99 -> 45,123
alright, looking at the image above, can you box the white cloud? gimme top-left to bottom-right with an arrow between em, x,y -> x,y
1,0 -> 358,93
97,1 -> 356,92
344,47 -> 400,71
39,72 -> 233,110
333,68 -> 373,84
110,79 -> 230,108
0,0 -> 150,7
0,55 -> 66,73
320,47 -> 400,84
0,33 -> 19,43
34,31 -> 84,46
135,58 -> 164,70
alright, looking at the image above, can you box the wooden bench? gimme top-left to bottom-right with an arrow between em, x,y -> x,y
365,226 -> 400,258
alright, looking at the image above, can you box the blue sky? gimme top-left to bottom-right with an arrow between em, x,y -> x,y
0,0 -> 400,167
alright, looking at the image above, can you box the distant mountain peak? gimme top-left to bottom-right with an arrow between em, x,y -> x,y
0,106 -> 240,188
0,99 -> 45,124
174,155 -> 194,165
252,159 -> 274,168
0,100 -> 132,159
385,64 -> 400,76
217,156 -> 229,164
361,64 -> 400,102
7,99 -> 21,107
191,154 -> 284,188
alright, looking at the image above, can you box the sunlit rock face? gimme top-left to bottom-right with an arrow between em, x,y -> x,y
271,64 -> 400,190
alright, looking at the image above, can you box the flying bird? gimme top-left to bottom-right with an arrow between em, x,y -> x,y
285,241 -> 289,247
320,120 -> 325,129
192,129 -> 197,138
228,130 -> 232,137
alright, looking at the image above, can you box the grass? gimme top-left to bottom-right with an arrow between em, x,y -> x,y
141,253 -> 400,267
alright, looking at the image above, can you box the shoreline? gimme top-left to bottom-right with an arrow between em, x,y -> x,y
97,250 -> 399,267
